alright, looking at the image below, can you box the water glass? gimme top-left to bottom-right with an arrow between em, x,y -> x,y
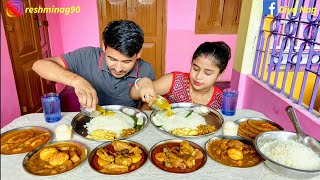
221,89 -> 238,116
41,93 -> 62,123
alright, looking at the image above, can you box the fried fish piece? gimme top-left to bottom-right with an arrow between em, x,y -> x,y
238,122 -> 259,139
247,120 -> 279,132
237,128 -> 254,140
244,122 -> 261,135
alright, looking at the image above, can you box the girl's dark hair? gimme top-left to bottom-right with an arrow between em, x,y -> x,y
192,42 -> 231,73
103,20 -> 144,58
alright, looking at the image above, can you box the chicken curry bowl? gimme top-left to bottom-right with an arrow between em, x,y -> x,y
1,126 -> 51,155
150,140 -> 207,173
23,141 -> 87,176
206,136 -> 263,168
89,140 -> 148,175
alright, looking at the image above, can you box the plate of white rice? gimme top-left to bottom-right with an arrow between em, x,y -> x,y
254,131 -> 320,179
150,103 -> 224,138
71,105 -> 148,141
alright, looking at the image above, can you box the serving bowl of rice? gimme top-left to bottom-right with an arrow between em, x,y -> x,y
254,131 -> 320,179
71,105 -> 148,141
150,103 -> 224,138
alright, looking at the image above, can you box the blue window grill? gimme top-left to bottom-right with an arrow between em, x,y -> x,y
252,0 -> 319,115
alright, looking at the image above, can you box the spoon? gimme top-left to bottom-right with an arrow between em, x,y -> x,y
285,106 -> 320,153
152,95 -> 173,116
81,105 -> 115,117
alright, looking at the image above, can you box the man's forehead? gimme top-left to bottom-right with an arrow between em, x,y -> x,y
107,55 -> 134,62
105,48 -> 135,61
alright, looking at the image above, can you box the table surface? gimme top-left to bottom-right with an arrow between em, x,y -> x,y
1,109 -> 319,180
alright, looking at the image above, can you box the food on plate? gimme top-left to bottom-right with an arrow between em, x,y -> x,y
151,140 -> 205,173
1,128 -> 51,154
247,119 -> 279,132
90,140 -> 147,174
222,121 -> 239,136
152,95 -> 173,116
192,106 -> 209,115
260,139 -> 320,170
238,120 -> 280,140
152,108 -> 216,136
25,142 -> 87,175
84,111 -> 143,140
207,139 -> 262,167
40,147 -> 59,161
122,108 -> 135,116
55,124 -> 72,140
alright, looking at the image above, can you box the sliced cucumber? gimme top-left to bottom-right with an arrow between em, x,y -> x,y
152,117 -> 163,127
137,117 -> 144,126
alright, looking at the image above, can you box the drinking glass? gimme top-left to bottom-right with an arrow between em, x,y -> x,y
221,89 -> 239,116
41,93 -> 62,123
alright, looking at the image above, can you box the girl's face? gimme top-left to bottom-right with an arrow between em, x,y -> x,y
189,55 -> 221,91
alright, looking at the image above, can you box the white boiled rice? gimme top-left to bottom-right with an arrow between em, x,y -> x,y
84,111 -> 135,137
261,139 -> 320,170
153,108 -> 206,132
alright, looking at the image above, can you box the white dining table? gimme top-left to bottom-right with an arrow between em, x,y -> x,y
1,109 -> 319,180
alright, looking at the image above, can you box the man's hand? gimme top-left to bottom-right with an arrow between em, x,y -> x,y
70,76 -> 98,109
136,78 -> 156,107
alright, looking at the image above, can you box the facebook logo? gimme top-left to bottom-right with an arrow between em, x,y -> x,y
263,0 -> 278,16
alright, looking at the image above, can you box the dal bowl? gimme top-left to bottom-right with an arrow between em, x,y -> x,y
254,131 -> 320,179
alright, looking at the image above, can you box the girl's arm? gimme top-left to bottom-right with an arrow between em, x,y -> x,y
130,73 -> 173,106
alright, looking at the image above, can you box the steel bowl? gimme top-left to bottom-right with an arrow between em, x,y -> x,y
149,139 -> 207,173
150,103 -> 224,138
205,135 -> 264,168
71,105 -> 148,142
22,140 -> 88,176
1,126 -> 52,155
254,131 -> 320,179
235,117 -> 284,140
235,117 -> 284,130
88,140 -> 148,175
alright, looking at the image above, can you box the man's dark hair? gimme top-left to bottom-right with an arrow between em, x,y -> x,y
103,20 -> 144,58
192,41 -> 231,73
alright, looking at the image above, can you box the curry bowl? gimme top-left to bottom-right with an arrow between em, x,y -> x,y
205,135 -> 263,168
22,141 -> 87,176
1,126 -> 52,155
71,105 -> 148,142
149,139 -> 207,173
150,103 -> 224,138
235,117 -> 283,140
254,131 -> 320,179
88,140 -> 148,175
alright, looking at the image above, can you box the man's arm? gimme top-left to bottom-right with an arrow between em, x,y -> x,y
32,57 -> 98,109
32,57 -> 75,85
130,73 -> 173,106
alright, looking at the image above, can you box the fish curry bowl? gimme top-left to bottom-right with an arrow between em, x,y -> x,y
254,131 -> 320,179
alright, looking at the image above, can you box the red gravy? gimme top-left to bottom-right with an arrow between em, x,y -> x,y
151,142 -> 204,173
